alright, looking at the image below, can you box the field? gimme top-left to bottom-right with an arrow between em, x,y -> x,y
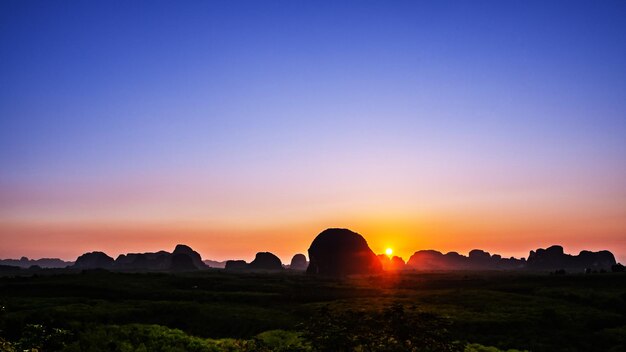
1,270 -> 625,351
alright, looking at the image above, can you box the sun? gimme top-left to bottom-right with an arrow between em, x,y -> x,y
385,248 -> 393,256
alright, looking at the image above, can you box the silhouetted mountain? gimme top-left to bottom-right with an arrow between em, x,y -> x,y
73,252 -> 114,269
307,228 -> 382,276
377,255 -> 406,271
527,245 -> 616,271
114,251 -> 171,270
223,253 -> 283,271
72,245 -> 207,271
170,253 -> 198,271
407,250 -> 450,270
248,252 -> 283,271
406,245 -> 616,272
113,245 -> 206,271
406,249 -> 525,270
203,259 -> 227,268
0,257 -> 73,269
289,254 -> 308,270
225,260 -> 248,271
173,244 -> 206,269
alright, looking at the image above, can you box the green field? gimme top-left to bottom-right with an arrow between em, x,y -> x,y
1,270 -> 625,351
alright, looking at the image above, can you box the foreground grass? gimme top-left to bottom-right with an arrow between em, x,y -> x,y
0,270 -> 624,351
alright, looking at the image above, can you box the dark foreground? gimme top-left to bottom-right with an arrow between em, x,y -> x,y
1,270 -> 625,351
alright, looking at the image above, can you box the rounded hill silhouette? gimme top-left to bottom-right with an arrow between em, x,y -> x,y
307,228 -> 382,276
249,252 -> 283,271
289,253 -> 308,271
73,251 -> 114,269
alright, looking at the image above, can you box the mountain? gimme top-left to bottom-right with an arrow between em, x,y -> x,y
527,245 -> 616,271
203,259 -> 227,268
378,254 -> 406,271
407,249 -> 526,270
289,254 -> 308,271
172,244 -> 206,269
0,257 -> 73,269
224,260 -> 248,271
248,252 -> 283,271
72,244 -> 207,271
307,228 -> 382,276
73,252 -> 114,269
406,245 -> 616,272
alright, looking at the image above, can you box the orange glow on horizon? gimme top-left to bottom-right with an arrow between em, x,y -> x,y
1,209 -> 625,265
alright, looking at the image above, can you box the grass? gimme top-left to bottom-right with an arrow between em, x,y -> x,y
0,270 -> 624,351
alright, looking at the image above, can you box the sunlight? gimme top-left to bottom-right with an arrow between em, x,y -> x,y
385,248 -> 393,256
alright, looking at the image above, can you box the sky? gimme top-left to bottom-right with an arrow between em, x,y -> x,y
1,0 -> 625,263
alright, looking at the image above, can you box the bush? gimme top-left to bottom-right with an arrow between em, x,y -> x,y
301,303 -> 463,352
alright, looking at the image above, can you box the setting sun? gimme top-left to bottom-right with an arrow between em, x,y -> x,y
385,248 -> 393,256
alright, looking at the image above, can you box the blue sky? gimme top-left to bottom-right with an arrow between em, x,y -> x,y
1,1 -> 625,261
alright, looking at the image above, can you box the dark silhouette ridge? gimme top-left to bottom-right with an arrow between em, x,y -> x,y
406,245 -> 616,272
172,244 -> 207,269
407,249 -> 526,270
527,245 -> 616,271
223,252 -> 284,271
0,257 -> 73,269
248,252 -> 283,271
115,251 -> 171,270
73,251 -> 114,269
307,228 -> 382,276
72,245 -> 207,271
377,254 -> 406,271
203,259 -> 227,268
26,238 -> 620,273
170,253 -> 198,271
289,254 -> 308,271
224,260 -> 248,271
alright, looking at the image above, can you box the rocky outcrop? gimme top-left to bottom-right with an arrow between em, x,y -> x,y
73,251 -> 114,269
406,250 -> 449,270
307,228 -> 382,276
203,259 -> 227,268
225,260 -> 248,271
170,253 -> 198,271
113,245 -> 207,271
248,252 -> 283,271
405,245 -> 616,272
378,255 -> 406,271
173,244 -> 206,269
0,257 -> 73,269
406,250 -> 525,270
72,245 -> 207,272
527,245 -> 616,271
289,254 -> 308,271
114,251 -> 171,270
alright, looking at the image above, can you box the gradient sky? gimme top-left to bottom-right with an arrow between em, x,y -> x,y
1,0 -> 625,263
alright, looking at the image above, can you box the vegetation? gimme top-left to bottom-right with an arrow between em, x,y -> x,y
1,270 -> 624,351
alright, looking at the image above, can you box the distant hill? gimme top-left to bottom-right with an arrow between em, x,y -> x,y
526,245 -> 616,271
0,257 -> 73,269
72,245 -> 207,272
4,232 -> 619,275
203,259 -> 227,268
224,252 -> 284,272
406,245 -> 616,272
307,228 -> 382,276
378,254 -> 406,271
288,254 -> 308,271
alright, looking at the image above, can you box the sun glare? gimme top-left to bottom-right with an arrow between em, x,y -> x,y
385,248 -> 393,256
